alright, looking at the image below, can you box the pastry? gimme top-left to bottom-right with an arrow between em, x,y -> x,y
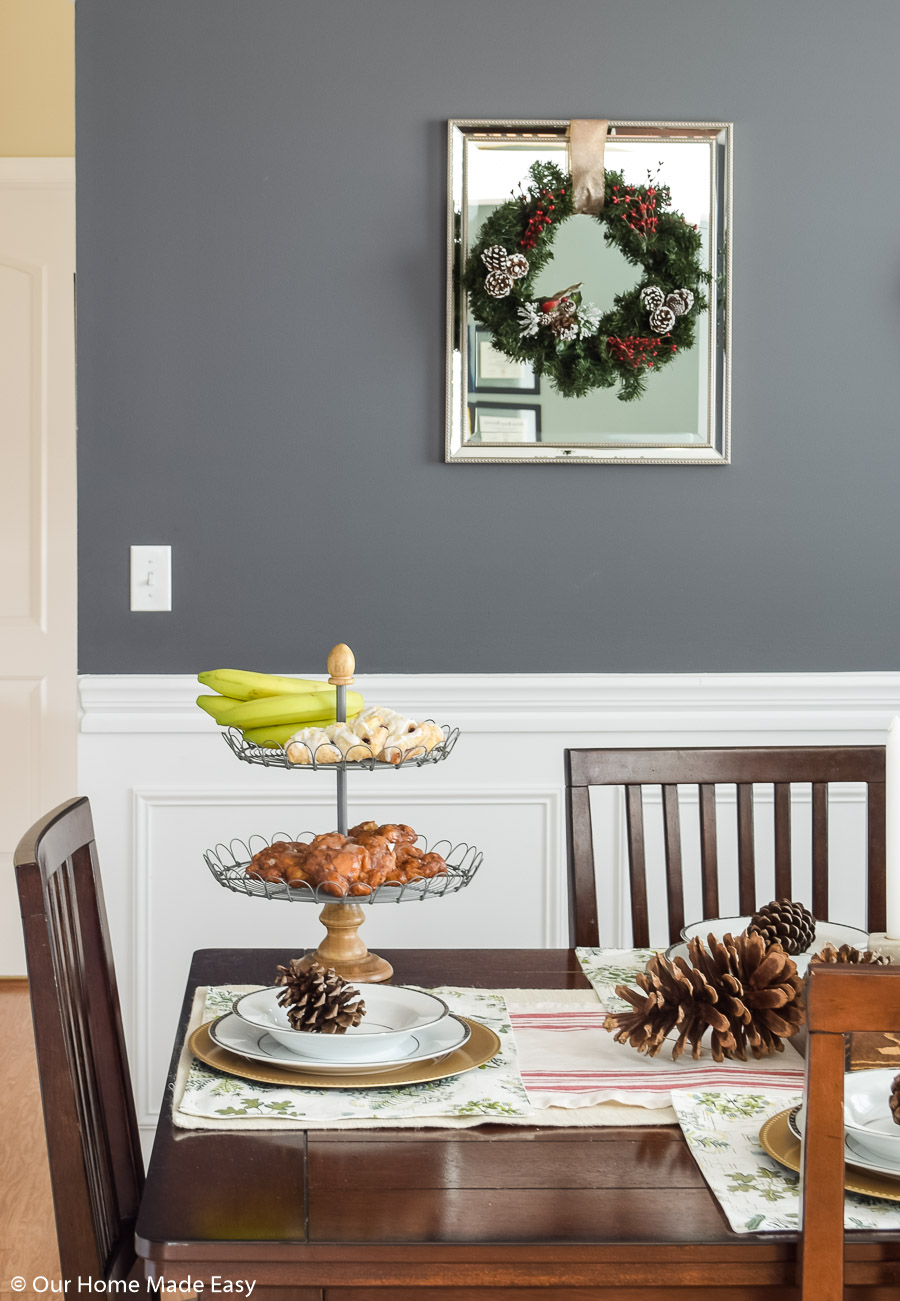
284,727 -> 340,765
379,722 -> 443,765
244,823 -> 447,892
324,722 -> 371,762
247,840 -> 310,883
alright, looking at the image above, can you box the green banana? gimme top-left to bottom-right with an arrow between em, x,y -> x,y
219,689 -> 364,732
198,668 -> 335,701
240,721 -> 333,747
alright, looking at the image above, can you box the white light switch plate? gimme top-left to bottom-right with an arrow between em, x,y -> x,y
130,545 -> 172,611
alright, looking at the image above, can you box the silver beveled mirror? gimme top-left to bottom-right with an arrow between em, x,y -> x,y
445,119 -> 731,465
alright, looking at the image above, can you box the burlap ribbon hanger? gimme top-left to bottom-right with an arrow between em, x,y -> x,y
567,119 -> 609,215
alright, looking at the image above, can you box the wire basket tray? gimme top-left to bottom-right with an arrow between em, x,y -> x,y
221,724 -> 461,771
205,833 -> 482,905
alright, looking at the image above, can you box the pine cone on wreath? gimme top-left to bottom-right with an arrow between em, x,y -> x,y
274,958 -> 366,1034
605,931 -> 803,1062
666,288 -> 694,316
481,245 -> 510,272
890,1073 -> 900,1127
809,941 -> 891,966
640,285 -> 665,312
748,900 -> 816,956
505,252 -> 530,279
484,269 -> 514,298
649,305 -> 677,334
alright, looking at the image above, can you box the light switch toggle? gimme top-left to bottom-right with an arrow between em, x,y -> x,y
130,545 -> 172,611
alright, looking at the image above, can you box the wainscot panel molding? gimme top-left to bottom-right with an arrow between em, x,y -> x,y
77,671 -> 900,1144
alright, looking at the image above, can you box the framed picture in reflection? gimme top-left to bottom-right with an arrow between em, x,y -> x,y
468,326 -> 540,395
467,402 -> 542,444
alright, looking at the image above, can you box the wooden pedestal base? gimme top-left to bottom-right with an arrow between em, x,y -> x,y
295,901 -> 394,983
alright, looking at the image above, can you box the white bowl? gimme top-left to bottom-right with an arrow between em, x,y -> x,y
675,917 -> 871,974
232,983 -> 449,1062
843,1068 -> 900,1164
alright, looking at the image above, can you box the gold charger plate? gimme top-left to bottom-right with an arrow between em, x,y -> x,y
760,1108 -> 900,1203
188,1015 -> 500,1088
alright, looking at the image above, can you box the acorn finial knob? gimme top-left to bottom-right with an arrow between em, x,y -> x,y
327,644 -> 356,686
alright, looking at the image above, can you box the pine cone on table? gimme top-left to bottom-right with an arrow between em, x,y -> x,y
748,899 -> 816,955
890,1073 -> 900,1127
809,942 -> 891,966
605,931 -> 803,1062
274,959 -> 365,1034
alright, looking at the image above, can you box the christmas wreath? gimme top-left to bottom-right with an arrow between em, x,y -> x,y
463,160 -> 710,402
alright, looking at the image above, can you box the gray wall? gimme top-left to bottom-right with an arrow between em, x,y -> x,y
75,0 -> 900,674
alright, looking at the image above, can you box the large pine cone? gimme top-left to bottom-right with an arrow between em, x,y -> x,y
749,900 -> 816,956
810,942 -> 890,966
275,959 -> 365,1034
891,1073 -> 900,1127
605,931 -> 803,1063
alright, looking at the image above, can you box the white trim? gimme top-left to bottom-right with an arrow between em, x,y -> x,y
79,672 -> 900,737
0,158 -> 75,185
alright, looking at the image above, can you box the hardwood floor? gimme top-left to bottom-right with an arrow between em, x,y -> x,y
0,980 -> 60,1300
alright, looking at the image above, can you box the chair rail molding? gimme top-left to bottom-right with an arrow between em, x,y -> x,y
80,670 -> 900,737
78,671 -> 900,1147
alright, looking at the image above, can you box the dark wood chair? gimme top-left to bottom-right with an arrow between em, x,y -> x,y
565,746 -> 886,946
802,963 -> 900,1301
14,796 -> 149,1289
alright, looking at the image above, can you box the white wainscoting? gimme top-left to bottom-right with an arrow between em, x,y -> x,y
78,671 -> 900,1140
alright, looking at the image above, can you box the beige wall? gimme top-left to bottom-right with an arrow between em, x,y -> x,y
0,0 -> 74,156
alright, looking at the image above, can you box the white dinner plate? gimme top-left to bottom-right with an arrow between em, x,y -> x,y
668,919 -> 871,973
843,1067 -> 900,1163
208,1010 -> 472,1076
788,1101 -> 900,1180
232,983 -> 449,1062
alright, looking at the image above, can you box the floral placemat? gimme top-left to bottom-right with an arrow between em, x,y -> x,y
576,946 -> 660,1011
672,1089 -> 900,1233
175,985 -> 531,1127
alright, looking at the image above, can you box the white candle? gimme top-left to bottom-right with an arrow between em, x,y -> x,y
886,716 -> 900,939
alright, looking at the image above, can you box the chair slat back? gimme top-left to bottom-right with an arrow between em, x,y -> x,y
564,746 -> 886,946
15,798 -> 144,1284
802,965 -> 900,1301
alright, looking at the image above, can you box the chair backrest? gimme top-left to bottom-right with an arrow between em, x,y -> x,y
564,746 -> 886,947
14,797 -> 144,1283
802,964 -> 900,1301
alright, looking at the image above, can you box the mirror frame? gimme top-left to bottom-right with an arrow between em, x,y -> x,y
445,119 -> 732,466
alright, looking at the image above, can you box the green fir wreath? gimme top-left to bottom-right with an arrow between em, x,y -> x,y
463,160 -> 711,402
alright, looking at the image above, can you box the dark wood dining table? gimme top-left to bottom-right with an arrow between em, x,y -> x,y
136,948 -> 900,1299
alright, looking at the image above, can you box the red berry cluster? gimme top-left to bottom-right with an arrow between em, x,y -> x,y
607,335 -> 677,370
519,187 -> 565,250
609,184 -> 659,237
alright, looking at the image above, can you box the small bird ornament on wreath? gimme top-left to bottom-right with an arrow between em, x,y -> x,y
463,160 -> 712,402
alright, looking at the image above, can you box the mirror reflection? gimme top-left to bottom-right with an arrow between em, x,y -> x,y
446,121 -> 731,464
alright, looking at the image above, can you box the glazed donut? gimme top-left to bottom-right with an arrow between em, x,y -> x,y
309,831 -> 348,853
352,833 -> 395,885
348,820 -> 379,839
246,840 -> 309,882
377,823 -> 418,847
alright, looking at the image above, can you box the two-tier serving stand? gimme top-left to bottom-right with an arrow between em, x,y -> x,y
204,644 -> 481,982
